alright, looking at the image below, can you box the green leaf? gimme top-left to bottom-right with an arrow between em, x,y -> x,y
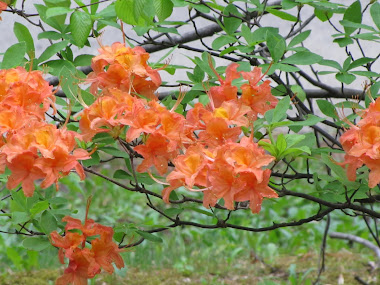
288,30 -> 311,47
314,8 -> 333,22
38,31 -> 64,41
30,201 -> 49,216
339,20 -> 376,32
276,134 -> 287,154
352,33 -> 380,41
14,22 -> 35,59
336,72 -> 356,85
343,1 -> 362,35
289,114 -> 324,126
82,151 -> 100,167
45,7 -> 72,18
212,35 -> 236,50
282,0 -> 298,10
6,248 -> 22,269
223,4 -> 242,35
135,230 -> 163,243
70,11 -> 92,48
40,210 -> 57,234
333,37 -> 353,47
275,63 -> 300,72
370,2 -> 380,30
154,0 -> 173,21
351,71 -> 379,77
164,208 -> 184,216
22,237 -> 51,251
100,147 -> 129,158
291,85 -> 305,102
285,134 -> 306,148
1,42 -> 26,69
266,33 -> 286,62
241,24 -> 254,45
318,59 -> 342,71
92,132 -> 115,145
272,96 -> 290,123
73,54 -> 94,66
113,169 -> 132,180
37,40 -> 69,64
348,57 -> 374,70
267,8 -> 298,22
316,100 -> 338,119
321,154 -> 348,182
12,212 -> 30,224
116,0 -> 138,25
281,51 -> 322,65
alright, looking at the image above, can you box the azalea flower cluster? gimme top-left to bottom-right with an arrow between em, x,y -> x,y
51,213 -> 124,285
0,67 -> 90,197
81,43 -> 278,213
339,97 -> 380,188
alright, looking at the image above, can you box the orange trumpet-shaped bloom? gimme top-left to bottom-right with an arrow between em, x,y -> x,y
51,204 -> 125,285
55,249 -> 99,285
135,133 -> 177,175
88,43 -> 161,99
5,152 -> 45,197
198,117 -> 242,147
339,97 -> 380,188
125,105 -> 160,141
209,63 -> 240,108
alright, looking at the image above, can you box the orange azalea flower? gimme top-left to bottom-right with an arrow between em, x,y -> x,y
213,101 -> 251,127
125,104 -> 160,141
34,147 -> 90,190
240,67 -> 278,116
169,146 -> 209,187
223,136 -> 275,179
91,225 -> 124,274
5,152 -> 44,197
135,133 -> 177,175
0,67 -> 55,119
339,97 -> 380,187
55,249 -> 99,285
52,202 -> 125,285
206,141 -> 276,213
198,117 -> 241,147
88,43 -> 161,99
233,170 -> 278,214
50,231 -> 84,263
209,63 -> 240,108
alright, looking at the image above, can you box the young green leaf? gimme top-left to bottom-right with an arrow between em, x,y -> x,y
135,230 -> 163,243
343,1 -> 362,35
37,40 -> 69,64
370,2 -> 380,30
40,210 -> 58,234
288,30 -> 311,47
1,42 -> 26,69
22,237 -> 51,251
335,72 -> 356,85
70,11 -> 92,48
267,8 -> 298,22
154,0 -> 173,21
266,33 -> 286,62
13,22 -> 35,59
281,51 -> 322,65
316,100 -> 338,119
223,4 -> 242,35
272,96 -> 290,123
